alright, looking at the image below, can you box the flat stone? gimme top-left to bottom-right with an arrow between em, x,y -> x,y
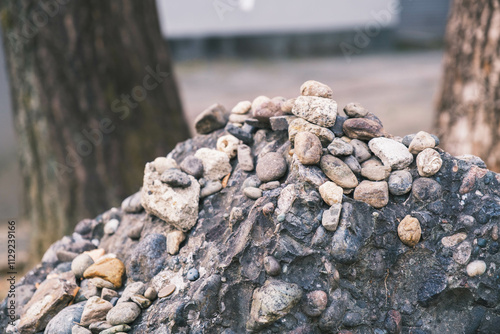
244,187 -> 263,200
361,157 -> 383,168
83,257 -> 125,289
288,118 -> 335,146
300,80 -> 333,98
292,95 -> 338,127
245,117 -> 272,129
350,139 -> 371,163
237,144 -> 254,171
99,324 -> 132,334
180,156 -> 204,179
388,170 -> 413,195
56,250 -> 79,263
88,321 -> 112,333
263,256 -> 281,276
195,148 -> 232,181
270,115 -> 297,131
247,280 -> 303,330
320,155 -> 358,189
327,138 -> 353,156
466,260 -> 486,277
294,131 -> 322,165
408,131 -> 436,154
303,290 -> 328,317
106,302 -> 141,325
71,254 -> 94,279
353,180 -> 389,208
194,103 -> 228,134
152,157 -> 178,174
71,325 -> 92,334
121,191 -> 143,213
416,148 -> 442,177
167,230 -> 186,255
343,118 -> 385,140
397,215 -> 421,247
228,113 -> 250,123
343,102 -> 368,118
361,165 -> 391,181
217,134 -> 240,159
142,161 -> 200,231
200,180 -> 223,198
319,181 -> 343,206
160,169 -> 192,188
322,203 -> 342,231
158,284 -> 176,298
231,100 -> 251,114
369,137 -> 413,170
260,181 -> 281,191
256,152 -> 288,182
79,296 -> 113,327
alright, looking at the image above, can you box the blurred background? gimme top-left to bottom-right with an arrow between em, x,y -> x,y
0,0 -> 452,297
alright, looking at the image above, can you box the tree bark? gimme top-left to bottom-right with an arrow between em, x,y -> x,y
0,0 -> 190,258
435,0 -> 500,170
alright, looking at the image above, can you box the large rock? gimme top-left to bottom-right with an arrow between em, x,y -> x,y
141,159 -> 200,231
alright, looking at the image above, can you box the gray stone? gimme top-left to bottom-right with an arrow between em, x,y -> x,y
256,152 -> 288,182
344,102 -> 369,118
243,187 -> 263,200
71,254 -> 94,280
121,191 -> 143,213
89,321 -> 112,333
327,138 -> 353,156
187,268 -> 200,281
369,137 -> 413,170
180,156 -> 204,179
412,178 -> 442,202
225,122 -> 254,145
71,325 -> 91,334
160,169 -> 192,188
45,301 -> 86,334
101,288 -> 118,301
350,139 -> 372,163
194,103 -> 228,134
200,180 -> 223,198
292,95 -> 338,127
388,170 -> 413,195
99,324 -> 132,334
320,155 -> 358,189
106,302 -> 141,325
342,155 -> 362,174
104,218 -> 119,235
118,282 -> 146,304
89,277 -> 115,289
294,131 -> 322,165
322,203 -> 342,231
127,222 -> 144,240
263,256 -> 281,276
237,144 -> 254,171
127,234 -> 166,282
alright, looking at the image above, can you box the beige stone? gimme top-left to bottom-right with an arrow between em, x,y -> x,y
416,148 -> 442,177
397,215 -> 421,247
83,257 -> 126,288
409,131 -> 436,154
319,181 -> 343,206
353,180 -> 389,208
167,230 -> 186,255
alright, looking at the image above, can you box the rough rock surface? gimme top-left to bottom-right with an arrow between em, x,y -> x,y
3,81 -> 500,334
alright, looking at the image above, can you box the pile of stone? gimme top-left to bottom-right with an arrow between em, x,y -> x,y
2,80 -> 500,334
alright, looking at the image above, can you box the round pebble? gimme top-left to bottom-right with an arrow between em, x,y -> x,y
187,268 -> 200,281
158,284 -> 176,298
344,102 -> 368,118
71,254 -> 94,279
416,148 -> 442,177
397,215 -> 421,247
232,100 -> 252,114
319,181 -> 343,206
300,80 -> 333,99
320,155 -> 358,189
180,156 -> 204,179
256,152 -> 288,182
388,170 -> 413,196
263,256 -> 281,276
408,131 -> 436,154
466,260 -> 486,277
244,187 -> 263,200
144,287 -> 157,301
104,219 -> 119,235
303,290 -> 328,317
106,302 -> 141,325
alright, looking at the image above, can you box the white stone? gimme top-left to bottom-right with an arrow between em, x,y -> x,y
416,148 -> 442,177
368,137 -> 413,170
231,100 -> 252,114
466,260 -> 487,277
104,219 -> 119,235
292,96 -> 338,127
217,134 -> 240,159
194,148 -> 232,181
319,181 -> 343,206
152,157 -> 178,174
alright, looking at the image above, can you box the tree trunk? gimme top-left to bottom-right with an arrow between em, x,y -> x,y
435,0 -> 500,170
0,0 -> 190,259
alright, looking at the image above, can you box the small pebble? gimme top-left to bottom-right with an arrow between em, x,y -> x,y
144,287 -> 157,301
260,181 -> 280,190
158,284 -> 176,298
101,288 -> 118,301
353,180 -> 389,209
327,138 -> 353,156
350,139 -> 372,163
237,144 -> 254,171
477,238 -> 487,248
441,233 -> 467,247
262,202 -> 275,215
322,203 -> 342,232
71,254 -> 94,279
104,219 -> 119,235
131,294 -> 152,309
466,260 -> 486,277
398,215 -> 421,247
244,187 -> 263,200
341,155 -> 361,174
127,222 -> 144,240
492,225 -> 498,241
167,230 -> 186,255
388,170 -> 413,196
187,268 -> 200,281
153,157 -> 178,174
200,180 -> 223,198
344,102 -> 368,118
106,302 -> 141,325
160,169 -> 192,188
180,156 -> 204,179
256,152 -> 288,182
408,131 -> 436,154
300,80 -> 333,99
231,100 -> 251,114
263,256 -> 281,276
416,148 -> 442,177
90,277 -> 115,289
320,155 -> 358,189
217,134 -> 240,159
292,95 -> 338,127
303,290 -> 328,317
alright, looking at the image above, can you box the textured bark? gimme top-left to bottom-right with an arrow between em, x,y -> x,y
0,0 -> 190,259
435,0 -> 500,171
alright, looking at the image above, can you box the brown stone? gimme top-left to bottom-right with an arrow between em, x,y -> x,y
343,118 -> 385,140
79,296 -> 113,327
83,257 -> 126,289
320,155 -> 358,189
459,165 -> 488,194
294,131 -> 322,165
397,215 -> 421,247
158,284 -> 176,298
353,180 -> 389,208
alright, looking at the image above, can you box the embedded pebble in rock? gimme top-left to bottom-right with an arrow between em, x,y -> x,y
361,165 -> 391,181
167,230 -> 186,255
187,268 -> 200,281
127,222 -> 144,240
194,103 -> 228,134
106,302 -> 141,325
153,157 -> 178,174
101,287 -> 118,301
388,170 -> 413,195
263,256 -> 281,276
353,180 -> 389,208
343,102 -> 368,118
121,191 -> 143,213
79,296 -> 113,327
320,155 -> 358,189
343,118 -> 385,140
217,134 -> 240,159
453,241 -> 472,265
83,257 -> 126,288
160,169 -> 192,188
262,202 -> 275,215
322,203 -> 342,231
300,80 -> 333,98
90,277 -> 115,289
232,100 -> 251,114
328,138 -> 353,156
71,253 -> 94,279
252,96 -> 283,122
408,131 -> 436,154
131,294 -> 152,309
194,148 -> 232,181
256,152 -> 288,182
397,215 -> 421,247
294,131 -> 322,165
416,148 -> 442,177
466,260 -> 487,277
350,139 -> 371,163
179,155 -> 204,179
226,122 -> 254,144
158,284 -> 176,298
200,180 -> 223,198
247,280 -> 303,330
89,321 -> 112,333
144,287 -> 157,301
244,187 -> 263,200
237,144 -> 255,172
369,137 -> 413,170
292,95 -> 338,127
441,233 -> 467,247
384,310 -> 402,334
142,161 -> 200,231
341,155 -> 361,174
303,290 -> 328,317
288,118 -> 335,146
319,181 -> 343,206
412,177 -> 442,202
